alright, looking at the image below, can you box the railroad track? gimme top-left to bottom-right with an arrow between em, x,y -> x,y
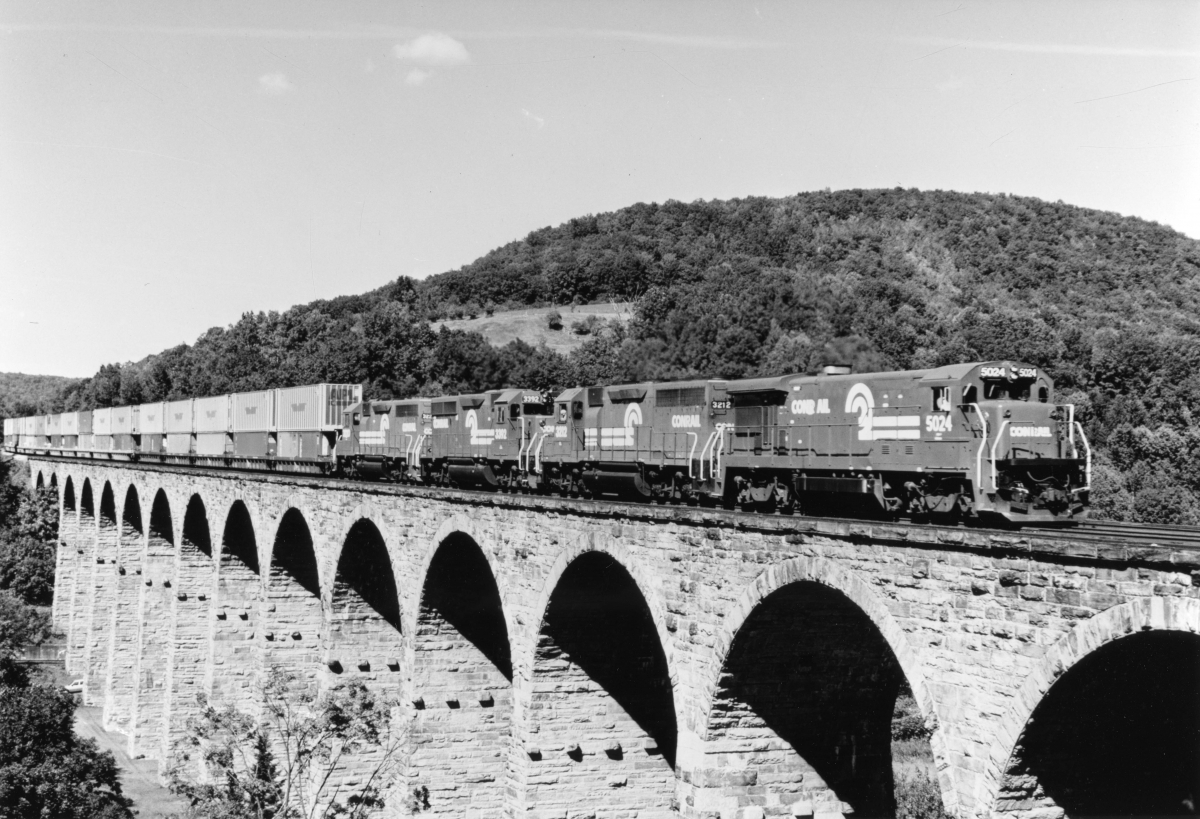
1069,519 -> 1200,549
19,452 -> 1200,555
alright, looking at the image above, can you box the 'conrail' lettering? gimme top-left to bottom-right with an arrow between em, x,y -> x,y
1010,426 -> 1052,438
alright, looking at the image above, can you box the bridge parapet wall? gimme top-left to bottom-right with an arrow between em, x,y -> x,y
30,459 -> 1200,819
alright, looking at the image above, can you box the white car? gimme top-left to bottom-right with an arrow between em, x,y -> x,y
63,679 -> 84,694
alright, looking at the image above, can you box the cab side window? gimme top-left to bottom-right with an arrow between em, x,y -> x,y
511,404 -> 521,419
932,387 -> 952,412
572,401 -> 583,420
1038,386 -> 1049,403
984,382 -> 1005,400
963,385 -> 978,405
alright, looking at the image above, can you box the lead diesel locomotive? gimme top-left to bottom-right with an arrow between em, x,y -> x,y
3,360 -> 1090,526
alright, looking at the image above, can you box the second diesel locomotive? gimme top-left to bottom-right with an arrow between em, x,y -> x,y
334,360 -> 1090,525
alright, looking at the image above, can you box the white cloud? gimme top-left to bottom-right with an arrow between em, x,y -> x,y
405,68 -> 432,86
258,72 -> 293,94
393,32 -> 471,66
521,108 -> 545,129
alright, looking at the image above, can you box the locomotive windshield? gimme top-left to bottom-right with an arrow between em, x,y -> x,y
982,382 -> 1033,401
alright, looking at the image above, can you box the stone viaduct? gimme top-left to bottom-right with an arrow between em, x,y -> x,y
29,457 -> 1200,819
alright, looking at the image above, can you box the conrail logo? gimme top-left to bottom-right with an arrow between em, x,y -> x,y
846,383 -> 920,441
1010,426 -> 1052,438
671,414 -> 701,428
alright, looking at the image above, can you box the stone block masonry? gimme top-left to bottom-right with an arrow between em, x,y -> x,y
33,460 -> 1200,819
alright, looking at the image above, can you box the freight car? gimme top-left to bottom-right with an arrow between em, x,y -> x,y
3,360 -> 1090,526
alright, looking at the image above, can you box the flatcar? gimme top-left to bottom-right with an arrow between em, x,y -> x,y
2,360 -> 1090,526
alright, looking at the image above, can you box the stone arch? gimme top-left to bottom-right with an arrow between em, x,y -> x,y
409,525 -> 513,816
35,470 -> 44,491
263,496 -> 324,593
49,472 -> 57,490
265,506 -> 323,699
103,483 -> 145,732
82,481 -> 120,706
987,596 -> 1200,818
694,555 -> 944,818
524,548 -> 678,818
163,493 -> 215,755
63,475 -> 76,514
326,516 -> 402,679
522,532 -> 675,681
210,498 -> 262,713
129,487 -> 176,758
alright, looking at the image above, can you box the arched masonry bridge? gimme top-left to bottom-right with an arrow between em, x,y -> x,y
28,458 -> 1200,819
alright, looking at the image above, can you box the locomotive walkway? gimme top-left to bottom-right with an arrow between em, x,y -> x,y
30,456 -> 1200,819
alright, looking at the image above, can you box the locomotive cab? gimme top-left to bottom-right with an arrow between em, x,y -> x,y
960,362 -> 1088,522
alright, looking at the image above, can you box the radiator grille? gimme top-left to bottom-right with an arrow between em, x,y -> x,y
656,386 -> 707,407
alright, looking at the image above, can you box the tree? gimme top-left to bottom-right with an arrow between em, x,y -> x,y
0,663 -> 133,818
0,590 -> 51,658
169,672 -> 405,819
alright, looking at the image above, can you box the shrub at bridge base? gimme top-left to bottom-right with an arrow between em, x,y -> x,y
167,672 -> 407,819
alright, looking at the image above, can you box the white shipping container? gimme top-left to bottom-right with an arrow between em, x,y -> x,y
61,413 -> 80,436
275,384 -> 362,431
138,402 -> 167,435
78,434 -> 94,451
33,416 -> 46,436
2,419 -> 11,437
93,408 -> 113,436
112,406 -> 133,435
46,415 -> 61,436
165,433 -> 191,454
166,400 -> 194,434
231,391 -> 273,432
194,395 -> 230,433
195,432 -> 227,456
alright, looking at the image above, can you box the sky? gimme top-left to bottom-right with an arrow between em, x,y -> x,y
1,0 -> 1197,378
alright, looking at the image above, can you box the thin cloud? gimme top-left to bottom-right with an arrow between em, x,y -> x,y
521,108 -> 545,128
405,68 -> 432,86
258,72 -> 293,94
900,36 -> 1200,59
394,33 -> 470,66
4,22 -> 779,50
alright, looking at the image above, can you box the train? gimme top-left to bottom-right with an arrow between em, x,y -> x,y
1,360 -> 1091,526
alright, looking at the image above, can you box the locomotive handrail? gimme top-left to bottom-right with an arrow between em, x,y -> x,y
686,432 -> 698,478
1066,404 -> 1076,446
698,430 -> 720,481
1074,421 -> 1092,490
969,403 -> 987,493
533,432 -> 547,475
990,420 -> 1010,492
517,429 -> 530,472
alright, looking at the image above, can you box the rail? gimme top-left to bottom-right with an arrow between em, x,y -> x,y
20,452 -> 1200,561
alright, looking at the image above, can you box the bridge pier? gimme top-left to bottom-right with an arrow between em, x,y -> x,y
83,483 -> 118,707
104,485 -> 143,732
32,460 -> 1200,818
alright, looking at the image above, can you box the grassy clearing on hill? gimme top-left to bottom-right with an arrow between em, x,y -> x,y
432,303 -> 633,355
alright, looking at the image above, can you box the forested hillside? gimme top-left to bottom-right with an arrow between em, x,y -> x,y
10,188 -> 1200,522
0,374 -> 82,419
